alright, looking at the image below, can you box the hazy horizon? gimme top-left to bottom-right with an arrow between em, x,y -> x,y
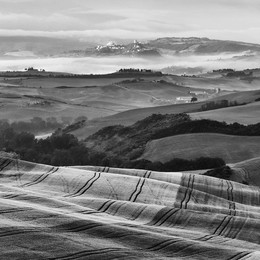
0,0 -> 260,44
1,0 -> 260,74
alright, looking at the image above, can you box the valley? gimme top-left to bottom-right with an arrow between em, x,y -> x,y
0,36 -> 260,260
1,0 -> 260,258
0,69 -> 237,124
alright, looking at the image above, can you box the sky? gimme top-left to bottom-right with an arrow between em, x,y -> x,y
0,0 -> 260,43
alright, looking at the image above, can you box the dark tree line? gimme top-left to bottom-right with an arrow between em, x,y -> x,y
0,126 -> 225,171
0,129 -> 106,166
0,116 -> 88,135
0,117 -> 63,134
151,119 -> 260,140
85,114 -> 260,163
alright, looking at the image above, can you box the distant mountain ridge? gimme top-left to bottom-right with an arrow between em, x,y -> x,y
70,37 -> 260,57
1,36 -> 260,58
0,36 -> 96,56
148,37 -> 260,54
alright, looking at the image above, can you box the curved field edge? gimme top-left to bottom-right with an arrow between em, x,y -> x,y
141,133 -> 260,164
190,101 -> 260,125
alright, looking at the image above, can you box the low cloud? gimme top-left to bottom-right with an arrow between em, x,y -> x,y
0,52 -> 259,75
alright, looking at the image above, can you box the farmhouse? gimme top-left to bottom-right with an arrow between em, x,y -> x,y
190,90 -> 206,95
176,96 -> 192,103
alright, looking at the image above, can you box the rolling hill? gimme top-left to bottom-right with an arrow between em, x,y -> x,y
1,71 -> 260,138
0,155 -> 259,259
0,73 -> 226,127
191,101 -> 260,125
141,133 -> 260,164
230,157 -> 260,187
82,114 -> 260,171
2,76 -> 193,123
92,37 -> 260,57
148,37 -> 260,54
163,73 -> 260,91
72,102 -> 203,139
71,90 -> 260,139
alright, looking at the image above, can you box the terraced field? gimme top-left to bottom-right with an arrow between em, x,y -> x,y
0,156 -> 259,259
141,133 -> 260,163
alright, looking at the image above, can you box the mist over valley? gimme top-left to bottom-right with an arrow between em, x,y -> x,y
1,1 -> 260,259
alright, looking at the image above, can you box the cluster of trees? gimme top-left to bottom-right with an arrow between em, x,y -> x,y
85,114 -> 260,163
0,124 -> 225,171
86,114 -> 191,158
226,71 -> 253,77
109,157 -> 225,172
201,100 -> 243,111
212,69 -> 253,78
0,117 -> 63,135
118,68 -> 152,73
1,70 -> 163,79
0,129 -> 105,166
213,69 -> 235,73
6,113 -> 260,172
0,116 -> 88,135
152,119 -> 260,140
60,118 -> 87,134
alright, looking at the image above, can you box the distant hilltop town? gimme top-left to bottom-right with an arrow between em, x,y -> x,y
118,68 -> 152,73
95,40 -> 160,57
25,67 -> 45,72
96,40 -> 142,52
116,68 -> 162,76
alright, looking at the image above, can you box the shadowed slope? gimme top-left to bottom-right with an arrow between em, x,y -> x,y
72,103 -> 203,139
0,156 -> 259,259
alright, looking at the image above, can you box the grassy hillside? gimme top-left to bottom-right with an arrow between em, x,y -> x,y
84,114 -> 260,165
72,89 -> 260,139
163,74 -> 260,91
141,133 -> 260,163
208,90 -> 260,104
191,101 -> 260,125
72,103 -> 200,139
16,77 -> 146,88
0,155 -> 259,259
0,93 -> 115,123
231,157 -> 260,187
0,76 -> 208,124
0,122 -> 224,172
2,73 -> 259,138
85,114 -> 191,157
